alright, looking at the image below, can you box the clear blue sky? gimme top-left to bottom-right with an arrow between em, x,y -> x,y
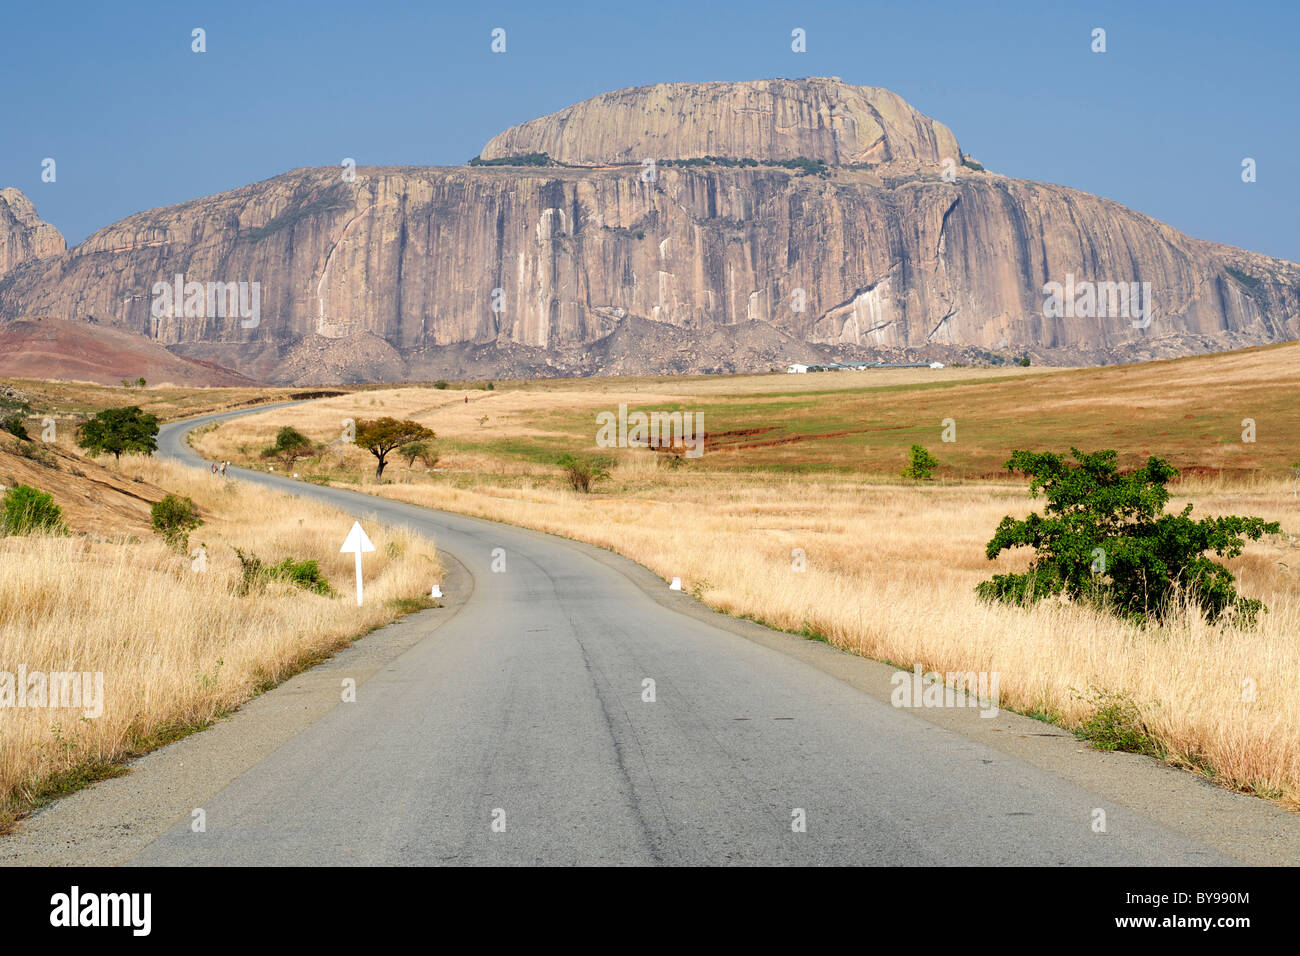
2,0 -> 1296,261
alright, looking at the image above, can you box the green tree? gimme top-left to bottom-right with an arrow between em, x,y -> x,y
2,484 -> 65,535
399,440 -> 437,469
151,494 -> 203,551
976,448 -> 1280,625
77,406 -> 159,461
262,426 -> 315,468
356,418 -> 435,480
901,444 -> 940,481
557,454 -> 611,493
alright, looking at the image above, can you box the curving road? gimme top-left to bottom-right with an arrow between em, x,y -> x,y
124,405 -> 1262,866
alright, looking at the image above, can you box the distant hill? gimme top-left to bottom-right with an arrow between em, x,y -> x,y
0,317 -> 256,386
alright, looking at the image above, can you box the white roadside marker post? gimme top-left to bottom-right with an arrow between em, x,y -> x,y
669,577 -> 682,591
340,521 -> 376,607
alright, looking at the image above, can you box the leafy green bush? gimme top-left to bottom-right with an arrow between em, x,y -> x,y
901,444 -> 940,481
433,380 -> 449,390
557,454 -> 611,493
1,416 -> 29,440
2,484 -> 65,536
1074,690 -> 1164,757
267,558 -> 333,595
976,448 -> 1280,625
234,548 -> 334,597
151,494 -> 202,551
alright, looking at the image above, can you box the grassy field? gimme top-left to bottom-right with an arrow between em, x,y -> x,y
0,454 -> 442,833
191,341 -> 1300,808
192,340 -> 1299,482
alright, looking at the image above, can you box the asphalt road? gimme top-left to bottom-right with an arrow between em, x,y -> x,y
133,405 -> 1239,865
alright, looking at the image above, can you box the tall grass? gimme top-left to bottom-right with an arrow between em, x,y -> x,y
0,456 -> 440,832
341,471 -> 1300,807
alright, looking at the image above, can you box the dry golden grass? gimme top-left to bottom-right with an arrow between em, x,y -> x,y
189,339 -> 1300,483
0,455 -> 442,831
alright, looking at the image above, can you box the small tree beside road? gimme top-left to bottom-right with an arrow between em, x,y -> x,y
77,406 -> 159,461
557,454 -> 611,493
262,426 -> 315,469
356,418 -> 435,480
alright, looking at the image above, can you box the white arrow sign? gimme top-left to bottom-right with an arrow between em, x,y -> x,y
340,521 -> 376,606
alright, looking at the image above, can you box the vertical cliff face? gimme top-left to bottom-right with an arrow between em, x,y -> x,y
0,188 -> 65,279
0,79 -> 1297,383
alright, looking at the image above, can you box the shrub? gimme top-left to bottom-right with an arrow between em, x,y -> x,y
10,439 -> 56,468
234,548 -> 334,597
399,440 -> 437,469
468,152 -> 553,167
1,484 -> 65,535
266,558 -> 333,596
557,454 -> 611,493
1074,690 -> 1164,757
976,448 -> 1280,625
433,380 -> 449,390
151,494 -> 202,551
901,444 -> 940,481
1,416 -> 29,440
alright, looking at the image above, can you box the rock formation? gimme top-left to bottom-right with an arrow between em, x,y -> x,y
0,188 -> 64,279
479,77 -> 961,167
1,78 -> 1296,384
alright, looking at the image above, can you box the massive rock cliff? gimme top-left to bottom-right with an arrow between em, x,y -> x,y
0,188 -> 64,279
1,78 -> 1297,383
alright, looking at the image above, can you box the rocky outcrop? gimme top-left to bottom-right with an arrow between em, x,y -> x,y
0,188 -> 64,279
480,77 -> 962,167
1,79 -> 1297,384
